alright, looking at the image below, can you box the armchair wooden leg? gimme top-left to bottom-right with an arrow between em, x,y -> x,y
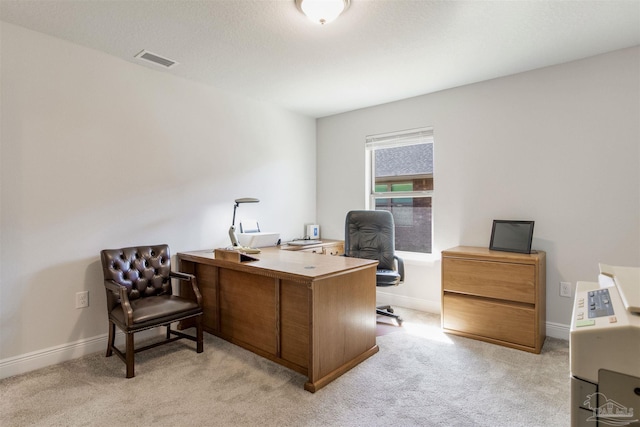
196,315 -> 203,353
125,332 -> 135,378
106,321 -> 115,357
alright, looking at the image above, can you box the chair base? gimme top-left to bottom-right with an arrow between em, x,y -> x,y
106,315 -> 203,378
376,305 -> 403,326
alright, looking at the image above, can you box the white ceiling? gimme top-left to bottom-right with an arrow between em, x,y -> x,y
1,0 -> 639,118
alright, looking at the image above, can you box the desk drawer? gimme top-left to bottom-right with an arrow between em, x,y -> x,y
300,246 -> 326,255
287,243 -> 344,256
443,258 -> 535,303
442,293 -> 535,348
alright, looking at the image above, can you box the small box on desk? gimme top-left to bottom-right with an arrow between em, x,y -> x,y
214,248 -> 258,262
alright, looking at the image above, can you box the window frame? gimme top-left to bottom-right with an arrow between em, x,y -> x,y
365,127 -> 434,255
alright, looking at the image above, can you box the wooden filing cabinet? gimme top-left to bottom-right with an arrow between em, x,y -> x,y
441,246 -> 546,353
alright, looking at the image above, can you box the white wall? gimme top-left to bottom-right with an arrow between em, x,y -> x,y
0,23 -> 316,377
2,22 -> 638,379
317,47 -> 640,336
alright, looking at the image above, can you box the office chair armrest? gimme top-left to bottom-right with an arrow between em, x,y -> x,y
104,279 -> 134,326
394,255 -> 405,283
170,271 -> 202,306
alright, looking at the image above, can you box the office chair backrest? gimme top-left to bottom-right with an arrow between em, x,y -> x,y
345,210 -> 396,270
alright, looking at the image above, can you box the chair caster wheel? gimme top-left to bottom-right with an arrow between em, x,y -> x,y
387,307 -> 394,313
396,317 -> 403,326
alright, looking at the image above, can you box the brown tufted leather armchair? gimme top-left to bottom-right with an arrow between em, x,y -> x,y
100,244 -> 203,378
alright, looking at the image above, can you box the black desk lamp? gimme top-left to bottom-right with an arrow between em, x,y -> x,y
229,197 -> 259,247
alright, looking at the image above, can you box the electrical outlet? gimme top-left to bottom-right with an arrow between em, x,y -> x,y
76,291 -> 89,308
560,282 -> 572,298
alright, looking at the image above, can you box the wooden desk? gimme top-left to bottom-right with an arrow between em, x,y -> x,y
177,247 -> 379,392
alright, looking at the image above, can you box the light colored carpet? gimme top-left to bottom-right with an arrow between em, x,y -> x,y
0,308 -> 570,426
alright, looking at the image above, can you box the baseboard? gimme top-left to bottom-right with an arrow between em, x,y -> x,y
545,321 -> 570,341
376,291 -> 570,341
376,291 -> 440,314
2,304 -> 571,380
0,329 -> 161,380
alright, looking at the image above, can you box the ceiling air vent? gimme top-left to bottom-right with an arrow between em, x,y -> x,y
134,50 -> 178,69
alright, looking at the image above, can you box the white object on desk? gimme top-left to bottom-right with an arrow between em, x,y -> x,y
238,232 -> 280,248
239,219 -> 260,233
307,224 -> 320,239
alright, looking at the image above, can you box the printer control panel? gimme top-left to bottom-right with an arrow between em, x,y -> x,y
574,288 -> 616,328
587,289 -> 615,318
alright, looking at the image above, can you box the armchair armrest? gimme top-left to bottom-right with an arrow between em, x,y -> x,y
170,271 -> 202,306
170,271 -> 194,281
394,255 -> 405,283
104,279 -> 134,326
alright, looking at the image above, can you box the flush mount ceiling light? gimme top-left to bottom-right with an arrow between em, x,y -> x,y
295,0 -> 350,25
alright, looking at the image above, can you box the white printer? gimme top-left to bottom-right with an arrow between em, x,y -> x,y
570,263 -> 640,427
237,219 -> 280,248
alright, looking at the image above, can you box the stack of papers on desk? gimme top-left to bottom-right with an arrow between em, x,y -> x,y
288,240 -> 322,246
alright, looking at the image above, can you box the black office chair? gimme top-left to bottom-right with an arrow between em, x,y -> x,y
345,210 -> 405,326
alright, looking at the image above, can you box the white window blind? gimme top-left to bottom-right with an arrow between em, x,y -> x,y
365,127 -> 434,150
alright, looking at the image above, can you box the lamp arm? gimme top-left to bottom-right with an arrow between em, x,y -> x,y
229,202 -> 241,246
228,198 -> 259,247
231,202 -> 239,226
229,224 -> 240,247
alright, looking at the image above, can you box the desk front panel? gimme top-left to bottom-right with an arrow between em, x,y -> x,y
196,263 -> 218,331
178,261 -> 219,331
311,266 -> 377,383
280,279 -> 310,369
179,257 -> 311,372
219,269 -> 278,356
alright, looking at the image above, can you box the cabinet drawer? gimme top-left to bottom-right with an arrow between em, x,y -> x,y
442,293 -> 535,348
443,258 -> 535,303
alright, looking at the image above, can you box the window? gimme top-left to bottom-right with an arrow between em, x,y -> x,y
366,128 -> 433,254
